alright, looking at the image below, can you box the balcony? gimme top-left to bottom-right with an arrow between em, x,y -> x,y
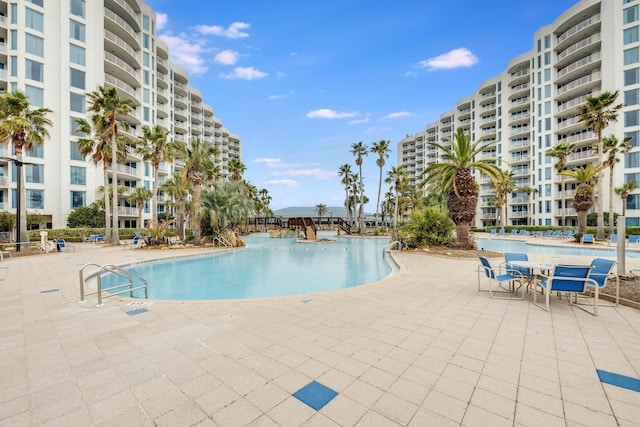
104,7 -> 140,50
117,206 -> 138,216
557,94 -> 588,115
174,95 -> 188,108
509,83 -> 529,98
104,51 -> 140,88
558,130 -> 596,145
556,115 -> 584,133
556,34 -> 601,67
109,163 -> 139,179
556,13 -> 601,50
104,73 -> 139,105
156,57 -> 168,74
174,81 -> 188,96
510,139 -> 530,151
566,149 -> 597,165
556,72 -> 601,101
509,110 -> 530,125
104,29 -> 140,68
510,126 -> 529,137
174,107 -> 188,121
509,68 -> 530,85
556,52 -> 601,84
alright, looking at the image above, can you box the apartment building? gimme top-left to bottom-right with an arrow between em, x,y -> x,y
399,0 -> 640,228
0,0 -> 242,229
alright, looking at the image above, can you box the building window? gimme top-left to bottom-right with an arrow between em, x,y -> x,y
70,44 -> 85,66
70,68 -> 85,89
544,68 -> 551,82
625,26 -> 639,45
626,89 -> 640,105
10,30 -> 17,50
10,56 -> 17,77
143,15 -> 150,31
625,68 -> 640,85
25,143 -> 43,158
69,19 -> 85,42
544,35 -> 551,49
544,52 -> 551,65
625,5 -> 639,24
25,85 -> 43,107
14,164 -> 44,183
10,4 -> 17,24
626,151 -> 640,168
625,47 -> 640,65
26,189 -> 44,209
70,0 -> 85,18
70,166 -> 86,185
626,130 -> 640,147
625,110 -> 640,126
628,194 -> 640,210
25,8 -> 44,32
625,172 -> 640,183
27,0 -> 43,6
25,33 -> 44,56
143,34 -> 149,49
143,52 -> 149,67
70,92 -> 85,113
71,191 -> 86,208
70,141 -> 84,161
25,59 -> 43,82
626,217 -> 640,226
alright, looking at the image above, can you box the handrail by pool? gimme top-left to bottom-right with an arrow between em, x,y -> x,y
79,262 -> 148,307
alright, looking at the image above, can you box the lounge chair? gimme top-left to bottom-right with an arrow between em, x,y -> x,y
126,235 -> 145,249
543,230 -> 553,238
477,255 -> 524,299
628,235 -> 640,245
561,230 -> 573,239
550,230 -> 561,239
54,238 -> 75,252
489,229 -> 497,237
581,233 -> 594,244
608,234 -> 617,246
519,229 -> 528,237
532,264 -> 599,315
498,229 -> 505,236
510,229 -> 518,237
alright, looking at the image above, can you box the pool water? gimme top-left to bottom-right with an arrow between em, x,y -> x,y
476,238 -> 639,258
104,233 -> 394,300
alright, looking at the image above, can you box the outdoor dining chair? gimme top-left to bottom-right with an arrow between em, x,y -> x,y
586,258 -> 618,314
531,264 -> 599,315
477,256 -> 524,299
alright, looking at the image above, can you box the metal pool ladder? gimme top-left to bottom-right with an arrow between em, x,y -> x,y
79,262 -> 148,307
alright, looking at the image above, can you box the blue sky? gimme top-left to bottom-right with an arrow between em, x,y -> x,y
147,0 -> 579,211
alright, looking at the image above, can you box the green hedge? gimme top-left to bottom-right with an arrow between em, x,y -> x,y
26,228 -> 140,242
484,226 -> 640,239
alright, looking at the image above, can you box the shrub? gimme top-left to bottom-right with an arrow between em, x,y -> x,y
399,207 -> 455,247
67,203 -> 106,228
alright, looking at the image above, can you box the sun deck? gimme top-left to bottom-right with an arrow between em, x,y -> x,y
1,242 -> 640,425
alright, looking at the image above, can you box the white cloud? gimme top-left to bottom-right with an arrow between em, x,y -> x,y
283,169 -> 336,180
384,111 -> 411,119
214,50 -> 239,65
221,66 -> 268,80
267,90 -> 294,100
156,13 -> 168,31
366,126 -> 391,133
419,48 -> 479,71
263,179 -> 300,188
254,158 -> 319,170
254,157 -> 282,165
196,22 -> 250,38
306,109 -> 358,119
348,117 -> 370,124
158,33 -> 208,74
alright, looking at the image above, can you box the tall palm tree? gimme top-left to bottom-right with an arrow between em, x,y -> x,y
338,164 -> 353,227
258,188 -> 272,229
136,124 -> 179,227
559,164 -> 604,233
615,181 -> 637,216
86,86 -> 133,244
349,172 -> 359,227
491,170 -> 515,227
419,128 -> 501,248
516,185 -> 538,226
201,180 -> 253,241
350,141 -> 368,233
370,139 -> 391,226
424,190 -> 447,214
315,203 -> 327,228
602,134 -> 633,236
579,91 -> 623,239
0,91 -> 52,251
547,142 -> 576,232
385,166 -> 408,231
180,138 -> 219,245
76,115 -> 127,243
161,174 -> 190,241
126,186 -> 153,228
381,189 -> 395,228
227,158 -> 246,181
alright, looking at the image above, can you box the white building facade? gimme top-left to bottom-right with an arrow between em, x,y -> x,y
0,0 -> 242,229
399,0 -> 640,229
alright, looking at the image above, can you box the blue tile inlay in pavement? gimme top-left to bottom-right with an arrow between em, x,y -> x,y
293,381 -> 338,410
126,308 -> 149,316
597,369 -> 640,393
40,288 -> 59,293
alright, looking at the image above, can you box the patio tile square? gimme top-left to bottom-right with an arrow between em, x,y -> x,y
293,380 -> 338,410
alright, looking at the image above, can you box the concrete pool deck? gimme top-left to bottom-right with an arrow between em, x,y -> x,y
1,242 -> 640,426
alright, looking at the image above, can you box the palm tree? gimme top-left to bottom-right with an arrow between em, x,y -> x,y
350,141 -> 368,233
136,124 -> 179,227
258,188 -> 272,229
0,91 -> 52,251
161,174 -> 190,241
547,142 -> 576,232
419,128 -> 501,248
516,185 -> 538,226
615,181 -> 637,216
370,139 -> 391,226
559,164 -> 604,233
385,166 -> 408,231
126,186 -> 153,228
86,86 -> 133,244
338,164 -> 353,227
201,180 -> 253,242
180,138 -> 219,245
381,189 -> 395,228
349,172 -> 359,227
491,170 -> 515,227
602,134 -> 633,236
227,158 -> 246,181
579,91 -> 623,239
315,203 -> 327,228
424,190 -> 447,214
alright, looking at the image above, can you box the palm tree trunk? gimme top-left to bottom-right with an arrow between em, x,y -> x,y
596,137 -> 605,239
358,165 -> 364,234
16,151 -> 28,249
111,131 -> 120,244
193,183 -> 202,245
103,166 -> 111,243
578,210 -> 588,233
560,176 -> 566,232
376,166 -> 382,227
609,167 -> 615,237
178,199 -> 185,240
153,165 -> 160,227
138,206 -> 142,228
393,190 -> 399,230
455,223 -> 473,248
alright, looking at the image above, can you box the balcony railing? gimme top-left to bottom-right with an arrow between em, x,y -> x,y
557,52 -> 600,79
557,34 -> 601,62
557,14 -> 600,44
557,72 -> 600,96
510,69 -> 529,81
104,29 -> 137,60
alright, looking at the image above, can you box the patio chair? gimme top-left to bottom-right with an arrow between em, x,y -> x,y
608,234 -> 617,246
54,238 -> 75,252
561,230 -> 573,239
586,258 -> 618,314
510,229 -> 518,237
499,228 -> 505,236
581,233 -> 594,244
504,252 -> 535,289
126,235 -> 145,249
519,229 -> 528,237
477,255 -> 524,299
543,230 -> 553,238
532,264 -> 599,315
489,229 -> 497,237
550,230 -> 561,239
628,235 -> 640,245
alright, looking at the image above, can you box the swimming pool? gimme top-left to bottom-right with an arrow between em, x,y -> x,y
103,233 -> 394,300
476,237 -> 639,258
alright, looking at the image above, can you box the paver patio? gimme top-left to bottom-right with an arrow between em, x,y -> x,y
1,241 -> 640,426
